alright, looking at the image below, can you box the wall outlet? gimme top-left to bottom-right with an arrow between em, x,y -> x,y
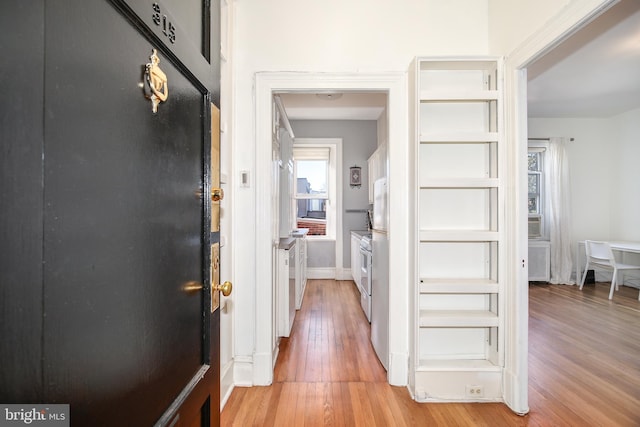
465,385 -> 484,398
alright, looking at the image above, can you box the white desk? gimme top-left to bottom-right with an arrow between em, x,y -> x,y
576,241 -> 640,285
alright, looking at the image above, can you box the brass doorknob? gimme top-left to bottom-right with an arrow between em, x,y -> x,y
182,280 -> 232,297
214,281 -> 232,297
211,188 -> 224,201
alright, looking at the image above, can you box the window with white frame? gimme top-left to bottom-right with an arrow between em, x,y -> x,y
293,145 -> 335,238
528,146 -> 546,238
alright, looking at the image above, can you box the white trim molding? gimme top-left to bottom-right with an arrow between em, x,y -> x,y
335,268 -> 353,281
502,0 -> 617,415
306,268 -> 337,279
232,355 -> 254,387
220,360 -> 235,410
254,71 -> 410,388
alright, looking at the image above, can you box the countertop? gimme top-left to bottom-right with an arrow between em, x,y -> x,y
278,237 -> 296,250
291,228 -> 309,238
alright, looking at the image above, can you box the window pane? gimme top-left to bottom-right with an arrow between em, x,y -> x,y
528,174 -> 539,194
528,153 -> 540,171
296,160 -> 327,194
296,198 -> 326,235
296,198 -> 326,219
528,197 -> 538,214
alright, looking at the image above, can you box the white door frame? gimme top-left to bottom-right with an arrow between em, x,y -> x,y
503,0 -> 616,414
254,72 -> 410,386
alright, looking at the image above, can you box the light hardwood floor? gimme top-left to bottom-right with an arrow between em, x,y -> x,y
221,279 -> 640,426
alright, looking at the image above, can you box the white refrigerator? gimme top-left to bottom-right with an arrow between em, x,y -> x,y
371,178 -> 389,370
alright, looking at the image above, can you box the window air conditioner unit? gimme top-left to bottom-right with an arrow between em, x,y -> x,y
528,216 -> 542,238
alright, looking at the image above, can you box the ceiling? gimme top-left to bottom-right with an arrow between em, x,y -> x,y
278,0 -> 640,121
527,0 -> 640,118
278,92 -> 387,121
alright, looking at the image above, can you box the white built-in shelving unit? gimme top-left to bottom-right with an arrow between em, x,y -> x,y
411,57 -> 504,402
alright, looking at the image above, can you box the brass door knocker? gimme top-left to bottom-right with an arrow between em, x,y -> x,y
144,49 -> 168,113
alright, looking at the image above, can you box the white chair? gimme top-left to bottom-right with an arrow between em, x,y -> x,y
579,240 -> 640,300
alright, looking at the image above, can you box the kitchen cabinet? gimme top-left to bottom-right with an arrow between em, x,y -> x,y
410,57 -> 504,402
277,238 -> 296,337
278,118 -> 294,238
367,143 -> 387,204
293,230 -> 308,309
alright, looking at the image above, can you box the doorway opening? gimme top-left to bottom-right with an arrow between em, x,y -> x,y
524,0 -> 640,287
506,0 -> 623,414
273,92 -> 386,275
254,72 -> 410,387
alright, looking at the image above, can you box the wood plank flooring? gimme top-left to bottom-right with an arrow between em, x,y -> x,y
221,279 -> 640,426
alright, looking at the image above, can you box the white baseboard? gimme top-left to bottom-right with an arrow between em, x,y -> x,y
233,356 -> 253,387
388,351 -> 408,386
307,267 -> 335,279
336,268 -> 353,281
503,368 -> 530,415
253,351 -> 274,386
306,267 -> 355,281
220,360 -> 235,410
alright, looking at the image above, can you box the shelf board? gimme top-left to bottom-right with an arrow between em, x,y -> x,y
416,359 -> 501,372
420,178 -> 498,188
419,310 -> 499,327
420,132 -> 498,143
420,90 -> 498,102
419,230 -> 499,242
420,278 -> 498,294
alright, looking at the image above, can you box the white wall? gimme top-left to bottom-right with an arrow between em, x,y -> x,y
610,108 -> 640,242
529,110 -> 640,284
488,0 -> 570,55
237,0 -> 489,72
230,0 -> 491,386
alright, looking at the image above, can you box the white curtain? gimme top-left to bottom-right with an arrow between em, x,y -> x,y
548,137 -> 574,285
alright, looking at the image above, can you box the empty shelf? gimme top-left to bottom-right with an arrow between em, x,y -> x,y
419,310 -> 499,327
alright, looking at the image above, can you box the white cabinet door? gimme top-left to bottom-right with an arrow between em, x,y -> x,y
368,144 -> 387,204
278,247 -> 296,337
295,236 -> 307,309
367,153 -> 375,204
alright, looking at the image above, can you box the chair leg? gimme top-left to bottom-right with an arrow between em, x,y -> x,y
579,263 -> 590,290
609,272 -> 617,300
